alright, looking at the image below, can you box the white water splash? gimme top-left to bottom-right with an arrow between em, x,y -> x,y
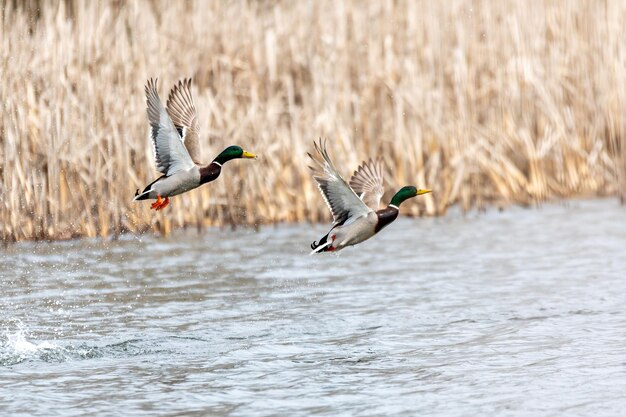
1,326 -> 60,365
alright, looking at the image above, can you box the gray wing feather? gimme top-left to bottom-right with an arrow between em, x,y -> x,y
308,139 -> 371,225
145,78 -> 195,176
166,78 -> 202,164
349,157 -> 385,209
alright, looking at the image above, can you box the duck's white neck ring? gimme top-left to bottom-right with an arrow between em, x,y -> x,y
212,161 -> 222,167
389,204 -> 399,210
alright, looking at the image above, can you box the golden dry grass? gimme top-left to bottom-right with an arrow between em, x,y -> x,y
1,0 -> 625,242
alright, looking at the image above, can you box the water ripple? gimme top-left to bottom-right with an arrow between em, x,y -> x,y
1,199 -> 625,416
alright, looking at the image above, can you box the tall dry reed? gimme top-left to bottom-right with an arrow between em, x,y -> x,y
1,0 -> 625,242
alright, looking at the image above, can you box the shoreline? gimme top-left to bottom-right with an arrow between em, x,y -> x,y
3,196 -> 621,246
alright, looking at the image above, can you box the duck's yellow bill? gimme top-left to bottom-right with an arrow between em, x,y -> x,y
242,151 -> 257,159
416,189 -> 432,195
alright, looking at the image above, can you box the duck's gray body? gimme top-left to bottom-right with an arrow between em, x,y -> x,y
134,159 -> 224,201
326,212 -> 378,250
311,205 -> 400,252
134,166 -> 201,200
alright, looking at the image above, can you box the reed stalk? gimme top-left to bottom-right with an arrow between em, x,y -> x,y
1,0 -> 624,242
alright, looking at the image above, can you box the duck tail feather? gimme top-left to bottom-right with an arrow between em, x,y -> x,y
309,240 -> 332,255
310,231 -> 332,254
133,189 -> 152,201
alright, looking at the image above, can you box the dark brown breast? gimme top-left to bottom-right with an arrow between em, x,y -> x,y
199,163 -> 222,184
375,206 -> 399,233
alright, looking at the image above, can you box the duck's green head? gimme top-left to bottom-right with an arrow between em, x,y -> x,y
214,145 -> 257,164
390,186 -> 432,207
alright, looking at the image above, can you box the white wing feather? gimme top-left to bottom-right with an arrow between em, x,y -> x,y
145,78 -> 195,176
308,139 -> 372,225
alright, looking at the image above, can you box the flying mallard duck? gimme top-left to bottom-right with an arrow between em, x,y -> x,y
134,78 -> 256,210
308,139 -> 431,253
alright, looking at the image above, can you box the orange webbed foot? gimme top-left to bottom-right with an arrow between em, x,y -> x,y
151,195 -> 167,210
155,197 -> 170,211
151,195 -> 163,210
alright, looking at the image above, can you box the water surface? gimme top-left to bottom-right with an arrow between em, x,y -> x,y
2,199 -> 625,416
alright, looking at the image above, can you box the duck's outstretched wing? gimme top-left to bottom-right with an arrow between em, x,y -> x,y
308,139 -> 371,225
145,78 -> 195,176
349,157 -> 385,210
166,78 -> 202,164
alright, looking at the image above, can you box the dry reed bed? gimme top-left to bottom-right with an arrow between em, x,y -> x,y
1,0 -> 625,242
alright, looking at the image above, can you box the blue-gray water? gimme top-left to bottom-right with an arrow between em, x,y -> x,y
1,199 -> 625,416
